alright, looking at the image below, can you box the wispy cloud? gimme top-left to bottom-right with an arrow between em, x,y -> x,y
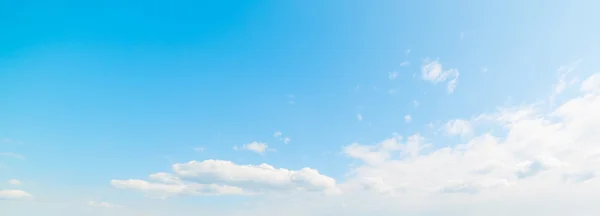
388,71 -> 398,80
238,142 -> 269,154
0,152 -> 25,160
421,58 -> 460,94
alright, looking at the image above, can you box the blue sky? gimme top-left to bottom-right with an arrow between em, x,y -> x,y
2,1 -> 600,215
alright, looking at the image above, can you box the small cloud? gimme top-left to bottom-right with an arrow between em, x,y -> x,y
194,147 -> 204,152
88,201 -> 123,209
357,114 -> 363,121
481,67 -> 488,73
241,142 -> 269,155
421,58 -> 460,94
444,119 -> 473,137
0,152 -> 25,160
0,190 -> 32,200
404,114 -> 412,123
399,61 -> 410,67
8,179 -> 21,185
413,100 -> 420,108
388,71 -> 398,80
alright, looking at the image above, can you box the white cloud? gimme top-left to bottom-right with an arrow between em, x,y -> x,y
242,142 -> 268,154
0,190 -> 32,200
87,201 -> 123,209
111,178 -> 245,199
337,74 -> 600,214
8,179 -> 21,185
0,152 -> 25,160
404,114 -> 412,123
274,132 -> 291,144
421,59 -> 460,94
173,160 -> 339,194
113,160 -> 339,198
388,71 -> 398,80
400,61 -> 410,67
357,114 -> 363,121
444,119 -> 473,137
581,74 -> 600,93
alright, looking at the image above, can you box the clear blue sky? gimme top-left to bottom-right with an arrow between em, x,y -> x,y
2,1 -> 600,215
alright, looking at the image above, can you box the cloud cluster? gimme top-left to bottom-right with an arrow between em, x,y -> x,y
111,160 -> 339,199
339,73 -> 600,206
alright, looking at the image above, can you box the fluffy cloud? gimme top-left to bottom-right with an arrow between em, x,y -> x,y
0,190 -> 32,200
87,201 -> 123,209
173,160 -> 339,194
444,119 -> 473,137
240,142 -> 269,154
338,73 -> 600,207
112,160 -> 339,198
421,59 -> 460,93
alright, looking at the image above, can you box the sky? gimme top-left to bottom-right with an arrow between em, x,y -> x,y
2,0 -> 600,215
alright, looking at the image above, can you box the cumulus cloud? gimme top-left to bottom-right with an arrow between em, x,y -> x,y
241,142 -> 269,154
0,190 -> 32,200
444,119 -> 473,137
338,73 -> 600,207
87,201 -> 123,209
112,160 -> 339,198
421,58 -> 460,94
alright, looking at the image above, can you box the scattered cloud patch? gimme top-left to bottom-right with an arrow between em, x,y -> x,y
274,131 -> 291,144
241,142 -> 269,154
413,100 -> 420,108
421,58 -> 460,94
444,119 -> 473,137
